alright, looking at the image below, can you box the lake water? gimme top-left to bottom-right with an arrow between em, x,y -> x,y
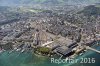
0,42 -> 100,66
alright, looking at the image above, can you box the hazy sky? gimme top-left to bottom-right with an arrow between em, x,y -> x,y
0,0 -> 99,6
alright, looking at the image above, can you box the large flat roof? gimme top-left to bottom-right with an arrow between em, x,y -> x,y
56,46 -> 72,56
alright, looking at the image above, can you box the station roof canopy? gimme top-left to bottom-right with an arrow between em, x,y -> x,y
56,46 -> 72,56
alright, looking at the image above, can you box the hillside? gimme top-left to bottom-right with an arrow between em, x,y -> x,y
0,0 -> 100,6
78,4 -> 100,16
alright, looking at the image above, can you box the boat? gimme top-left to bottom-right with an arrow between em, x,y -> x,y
0,49 -> 4,53
79,53 -> 83,56
9,50 -> 14,53
16,48 -> 21,51
21,49 -> 25,53
0,50 -> 3,53
84,50 -> 87,52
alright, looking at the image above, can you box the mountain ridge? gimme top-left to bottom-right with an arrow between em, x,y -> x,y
0,0 -> 100,6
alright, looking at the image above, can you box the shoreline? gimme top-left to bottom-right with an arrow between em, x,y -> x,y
0,40 -> 100,60
0,41 -> 100,66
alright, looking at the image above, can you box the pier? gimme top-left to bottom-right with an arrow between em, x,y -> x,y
86,46 -> 100,54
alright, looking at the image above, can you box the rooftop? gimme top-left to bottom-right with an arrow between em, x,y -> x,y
56,46 -> 72,56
